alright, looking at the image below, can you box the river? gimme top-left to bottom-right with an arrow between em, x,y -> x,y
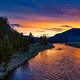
9,43 -> 80,80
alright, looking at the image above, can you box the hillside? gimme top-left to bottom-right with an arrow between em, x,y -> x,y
48,28 -> 80,42
0,17 -> 19,40
0,17 -> 39,42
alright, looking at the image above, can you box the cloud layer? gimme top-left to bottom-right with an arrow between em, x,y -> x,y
0,0 -> 80,37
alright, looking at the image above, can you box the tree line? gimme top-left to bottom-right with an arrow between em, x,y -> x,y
39,35 -> 47,45
0,17 -> 33,71
49,38 -> 68,43
0,16 -> 48,71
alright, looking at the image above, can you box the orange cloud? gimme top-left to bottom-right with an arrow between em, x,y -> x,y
9,18 -> 80,37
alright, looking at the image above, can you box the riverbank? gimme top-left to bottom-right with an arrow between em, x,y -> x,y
65,43 -> 80,48
0,43 -> 54,79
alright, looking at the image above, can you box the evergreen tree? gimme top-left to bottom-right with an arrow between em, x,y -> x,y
65,38 -> 68,43
61,39 -> 63,43
50,38 -> 52,43
0,34 -> 13,70
39,36 -> 43,45
8,32 -> 20,50
4,17 -> 9,24
29,32 -> 35,44
43,35 -> 47,45
20,33 -> 24,50
23,37 -> 30,51
0,41 -> 3,64
53,40 -> 55,43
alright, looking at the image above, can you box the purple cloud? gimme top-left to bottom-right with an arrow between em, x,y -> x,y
10,24 -> 21,27
47,28 -> 65,31
60,25 -> 73,28
52,28 -> 65,31
61,8 -> 80,17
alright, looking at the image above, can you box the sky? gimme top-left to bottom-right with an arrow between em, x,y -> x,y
0,0 -> 80,37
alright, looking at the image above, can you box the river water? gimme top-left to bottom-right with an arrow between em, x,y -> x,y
9,43 -> 80,80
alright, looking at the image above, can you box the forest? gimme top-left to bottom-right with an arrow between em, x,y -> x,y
0,16 -> 48,71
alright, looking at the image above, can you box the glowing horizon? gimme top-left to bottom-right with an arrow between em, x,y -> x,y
0,0 -> 80,37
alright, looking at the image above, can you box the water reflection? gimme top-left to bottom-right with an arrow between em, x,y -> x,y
9,43 -> 80,80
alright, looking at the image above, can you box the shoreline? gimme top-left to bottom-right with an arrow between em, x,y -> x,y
65,43 -> 80,48
0,43 -> 54,79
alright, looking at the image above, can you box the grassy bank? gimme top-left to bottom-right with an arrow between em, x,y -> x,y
65,43 -> 80,48
0,43 -> 54,79
7,43 -> 54,71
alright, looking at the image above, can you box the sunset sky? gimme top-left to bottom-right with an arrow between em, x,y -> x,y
0,0 -> 80,37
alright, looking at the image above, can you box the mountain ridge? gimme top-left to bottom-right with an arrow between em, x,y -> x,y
48,28 -> 80,42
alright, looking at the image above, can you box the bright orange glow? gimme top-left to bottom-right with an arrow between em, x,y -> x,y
10,18 -> 80,37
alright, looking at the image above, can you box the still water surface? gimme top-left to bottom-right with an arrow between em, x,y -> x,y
9,44 -> 80,80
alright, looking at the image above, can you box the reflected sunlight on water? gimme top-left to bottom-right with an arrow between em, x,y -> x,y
9,43 -> 80,80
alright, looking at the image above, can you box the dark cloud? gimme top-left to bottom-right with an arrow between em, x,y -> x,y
47,28 -> 65,31
60,25 -> 72,28
52,28 -> 64,31
10,24 -> 21,27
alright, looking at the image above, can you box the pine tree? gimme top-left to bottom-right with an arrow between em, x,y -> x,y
43,35 -> 47,45
9,32 -> 20,50
61,39 -> 63,43
65,38 -> 68,43
39,36 -> 43,45
50,38 -> 52,43
23,37 -> 30,51
0,41 -> 3,64
29,32 -> 35,44
4,17 -> 9,24
0,34 -> 13,71
20,33 -> 24,50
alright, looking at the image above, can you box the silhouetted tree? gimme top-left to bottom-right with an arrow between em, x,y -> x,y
5,17 -> 9,24
23,37 -> 30,51
0,16 -> 30,53
39,36 -> 43,45
20,33 -> 24,50
53,40 -> 55,43
50,38 -> 52,43
65,38 -> 68,43
29,32 -> 35,44
8,32 -> 20,50
1,16 -> 5,21
61,39 -> 63,43
43,35 -> 47,45
0,34 -> 13,71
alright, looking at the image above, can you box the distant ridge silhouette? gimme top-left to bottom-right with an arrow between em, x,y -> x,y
48,28 -> 80,42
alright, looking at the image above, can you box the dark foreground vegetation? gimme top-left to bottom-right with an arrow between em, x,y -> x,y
65,43 -> 80,48
0,16 -> 52,79
48,37 -> 68,43
0,17 -> 30,72
39,35 -> 47,45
